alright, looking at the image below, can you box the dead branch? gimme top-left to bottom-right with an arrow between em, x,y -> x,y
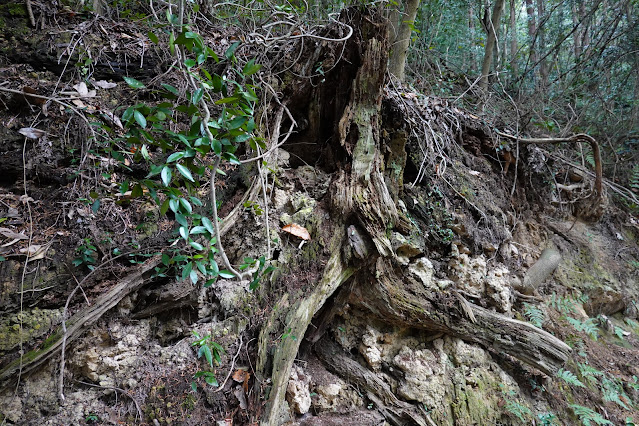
495,130 -> 603,197
0,256 -> 161,389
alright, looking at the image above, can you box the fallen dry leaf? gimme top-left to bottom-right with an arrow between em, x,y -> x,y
72,82 -> 96,98
18,127 -> 46,139
94,80 -> 117,89
101,109 -> 123,130
282,223 -> 311,240
0,227 -> 28,240
232,369 -> 248,383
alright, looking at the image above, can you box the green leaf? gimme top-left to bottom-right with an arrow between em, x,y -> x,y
134,110 -> 147,128
202,345 -> 213,367
122,106 -> 134,122
225,41 -> 240,59
242,59 -> 262,76
160,199 -> 170,216
179,197 -> 193,214
162,83 -> 179,96
192,88 -> 204,104
202,216 -> 215,235
211,74 -> 223,91
228,116 -> 247,129
140,144 -> 150,160
175,212 -> 188,227
219,270 -> 235,279
131,184 -> 143,198
189,268 -> 198,284
184,59 -> 197,68
148,31 -> 159,44
166,151 -> 185,162
190,226 -> 208,235
204,373 -> 218,387
123,76 -> 145,89
182,261 -> 193,281
179,226 -> 189,240
212,138 -> 222,155
210,259 -> 219,276
161,166 -> 172,186
196,260 -> 207,275
169,31 -> 175,55
91,199 -> 100,213
189,240 -> 204,251
169,198 -> 179,213
176,164 -> 195,182
215,96 -> 239,105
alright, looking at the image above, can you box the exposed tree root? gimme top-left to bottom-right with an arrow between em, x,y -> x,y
257,247 -> 357,425
496,131 -> 605,221
315,337 -> 431,426
0,255 -> 161,388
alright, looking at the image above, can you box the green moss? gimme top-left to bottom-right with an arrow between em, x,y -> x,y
0,308 -> 62,354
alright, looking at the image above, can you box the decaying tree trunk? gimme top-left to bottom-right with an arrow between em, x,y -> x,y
257,8 -> 571,425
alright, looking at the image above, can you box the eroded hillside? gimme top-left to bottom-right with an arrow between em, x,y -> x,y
1,3 -> 639,426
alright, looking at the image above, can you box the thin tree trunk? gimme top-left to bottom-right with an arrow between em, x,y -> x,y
480,0 -> 506,91
537,0 -> 548,91
388,0 -> 421,81
525,0 -> 537,85
509,0 -> 518,79
469,2 -> 478,73
572,1 -> 582,60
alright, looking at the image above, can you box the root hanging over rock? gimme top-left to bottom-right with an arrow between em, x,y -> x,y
255,7 -> 572,425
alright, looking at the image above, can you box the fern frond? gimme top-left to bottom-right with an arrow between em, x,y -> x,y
601,378 -> 632,410
566,316 -> 599,340
557,368 -> 585,387
581,318 -> 599,340
523,302 -> 545,328
625,317 -> 639,330
569,404 -> 613,425
614,326 -> 627,340
504,399 -> 532,422
577,362 -> 604,384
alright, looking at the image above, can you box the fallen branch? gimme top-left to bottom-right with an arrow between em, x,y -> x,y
521,247 -> 562,294
0,256 -> 161,389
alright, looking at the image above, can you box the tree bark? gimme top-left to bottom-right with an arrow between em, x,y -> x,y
536,0 -> 549,90
509,0 -> 518,78
388,0 -> 421,81
257,8 -> 573,424
480,0 -> 506,91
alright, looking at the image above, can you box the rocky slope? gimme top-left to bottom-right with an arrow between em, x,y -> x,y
1,3 -> 639,426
